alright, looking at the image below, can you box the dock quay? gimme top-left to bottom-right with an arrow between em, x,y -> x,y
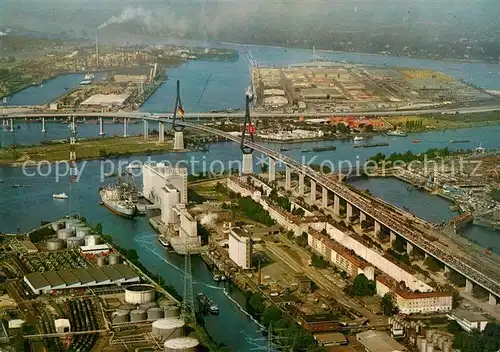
200,253 -> 215,269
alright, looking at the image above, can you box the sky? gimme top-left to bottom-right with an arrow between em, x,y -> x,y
1,0 -> 499,40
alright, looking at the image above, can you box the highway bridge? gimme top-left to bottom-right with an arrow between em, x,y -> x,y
2,103 -> 500,120
2,105 -> 500,304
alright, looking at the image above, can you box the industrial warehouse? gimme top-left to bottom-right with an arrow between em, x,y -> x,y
24,264 -> 140,294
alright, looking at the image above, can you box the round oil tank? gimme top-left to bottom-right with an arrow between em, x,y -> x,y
416,336 -> 422,348
84,235 -> 101,247
75,226 -> 91,238
51,221 -> 64,231
164,337 -> 199,352
130,309 -> 148,322
420,339 -> 427,352
118,304 -> 135,311
426,344 -> 434,352
140,302 -> 158,310
432,333 -> 439,345
112,311 -> 129,324
437,337 -> 444,349
425,329 -> 434,341
108,253 -> 121,265
443,342 -> 451,352
66,237 -> 84,249
96,256 -> 106,267
125,284 -> 156,304
152,318 -> 185,341
148,307 -> 164,320
164,305 -> 180,318
47,238 -> 65,251
65,219 -> 82,230
57,229 -> 74,240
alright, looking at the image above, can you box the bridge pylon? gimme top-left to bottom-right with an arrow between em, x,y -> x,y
172,80 -> 185,150
240,94 -> 255,175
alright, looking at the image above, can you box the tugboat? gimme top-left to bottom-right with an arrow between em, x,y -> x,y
196,293 -> 219,315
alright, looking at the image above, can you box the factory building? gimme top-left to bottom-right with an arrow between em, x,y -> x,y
24,264 -> 139,294
160,184 -> 180,225
356,330 -> 406,352
143,163 -> 187,205
447,310 -> 488,332
229,228 -> 253,269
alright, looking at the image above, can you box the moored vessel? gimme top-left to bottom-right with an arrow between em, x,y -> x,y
387,129 -> 407,137
53,192 -> 69,199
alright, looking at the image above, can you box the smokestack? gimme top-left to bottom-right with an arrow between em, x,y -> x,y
95,29 -> 99,67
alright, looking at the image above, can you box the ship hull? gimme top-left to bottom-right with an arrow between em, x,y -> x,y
100,195 -> 135,218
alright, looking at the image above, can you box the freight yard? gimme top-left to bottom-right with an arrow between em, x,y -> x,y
0,217 -> 215,352
251,63 -> 495,113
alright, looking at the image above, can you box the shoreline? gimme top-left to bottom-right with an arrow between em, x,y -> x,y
216,40 -> 500,66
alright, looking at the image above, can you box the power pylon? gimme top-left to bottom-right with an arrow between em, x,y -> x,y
182,243 -> 195,323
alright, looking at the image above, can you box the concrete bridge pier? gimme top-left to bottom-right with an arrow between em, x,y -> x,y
346,203 -> 353,222
143,120 -> 149,140
360,211 -> 367,223
322,187 -> 328,207
390,231 -> 397,243
333,194 -> 340,215
406,242 -> 414,255
310,180 -> 316,203
374,221 -> 381,235
298,173 -> 305,196
41,117 -> 46,133
465,279 -> 474,293
241,152 -> 253,175
174,131 -> 184,150
268,157 -> 276,182
9,119 -> 14,132
489,293 -> 497,305
123,118 -> 128,137
98,117 -> 105,136
158,122 -> 165,143
285,166 -> 291,190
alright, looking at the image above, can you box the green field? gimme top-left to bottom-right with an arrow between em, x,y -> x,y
0,136 -> 173,165
387,111 -> 500,131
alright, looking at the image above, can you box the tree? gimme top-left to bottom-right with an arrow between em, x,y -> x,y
262,307 -> 282,327
248,293 -> 266,316
260,163 -> 268,173
349,274 -> 376,296
447,320 -> 462,333
382,293 -> 396,316
424,256 -> 444,272
93,223 -> 103,235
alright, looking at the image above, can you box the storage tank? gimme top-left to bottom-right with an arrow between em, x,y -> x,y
47,238 -> 65,251
425,330 -> 434,341
164,337 -> 199,352
57,229 -> 74,240
432,333 -> 439,345
426,344 -> 434,352
66,237 -> 84,249
130,309 -> 147,322
152,318 -> 185,341
416,335 -> 422,348
51,221 -> 64,231
437,337 -> 444,350
84,235 -> 100,247
75,226 -> 91,238
443,342 -> 451,352
65,219 -> 82,230
108,253 -> 121,265
148,307 -> 164,320
118,303 -> 135,311
164,305 -> 180,318
140,302 -> 158,310
420,339 -> 427,352
112,311 -> 129,324
96,256 -> 106,267
125,284 -> 156,304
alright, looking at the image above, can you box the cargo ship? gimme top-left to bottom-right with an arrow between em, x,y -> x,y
302,146 -> 337,153
449,139 -> 470,144
99,175 -> 140,218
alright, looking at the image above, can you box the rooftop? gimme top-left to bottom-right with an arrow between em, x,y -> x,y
450,309 -> 488,322
357,330 -> 406,352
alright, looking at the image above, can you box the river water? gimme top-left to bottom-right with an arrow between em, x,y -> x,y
2,43 -> 500,349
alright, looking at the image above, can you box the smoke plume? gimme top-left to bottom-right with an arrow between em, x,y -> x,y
200,213 -> 218,227
98,6 -> 154,30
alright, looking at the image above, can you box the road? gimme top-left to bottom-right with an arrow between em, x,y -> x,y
2,103 -> 500,120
